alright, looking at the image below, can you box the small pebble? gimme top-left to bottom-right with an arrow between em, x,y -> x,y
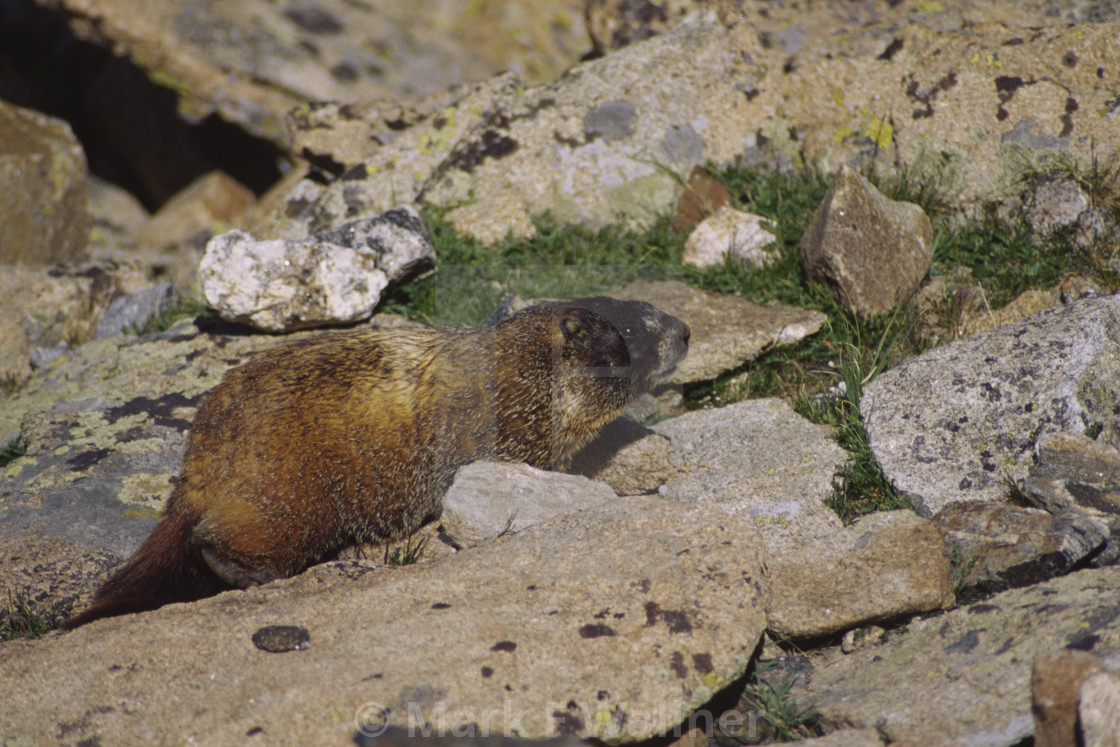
252,625 -> 311,653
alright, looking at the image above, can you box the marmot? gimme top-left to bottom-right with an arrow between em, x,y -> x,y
63,296 -> 689,628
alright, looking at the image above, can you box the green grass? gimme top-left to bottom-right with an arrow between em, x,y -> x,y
377,208 -> 688,327
130,295 -> 215,336
0,592 -> 75,640
733,658 -> 822,741
0,436 -> 26,468
385,534 -> 428,566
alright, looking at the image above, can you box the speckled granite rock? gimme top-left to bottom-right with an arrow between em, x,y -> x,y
0,498 -> 768,745
862,295 -> 1120,516
792,566 -> 1120,745
41,0 -> 589,147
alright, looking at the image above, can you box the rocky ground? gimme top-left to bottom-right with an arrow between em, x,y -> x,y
2,1 -> 1120,745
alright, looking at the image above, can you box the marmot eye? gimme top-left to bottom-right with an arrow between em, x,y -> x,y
620,326 -> 633,337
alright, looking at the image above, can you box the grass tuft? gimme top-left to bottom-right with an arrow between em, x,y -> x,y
385,534 -> 428,567
0,591 -> 75,640
129,296 -> 214,336
0,435 -> 26,468
736,658 -> 822,742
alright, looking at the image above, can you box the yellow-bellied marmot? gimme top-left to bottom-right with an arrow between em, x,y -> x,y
64,296 -> 689,628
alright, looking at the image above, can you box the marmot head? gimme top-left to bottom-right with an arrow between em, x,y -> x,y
492,298 -> 689,467
559,296 -> 690,392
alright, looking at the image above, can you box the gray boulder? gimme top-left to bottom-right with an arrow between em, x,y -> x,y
862,296 -> 1120,516
793,566 -> 1120,745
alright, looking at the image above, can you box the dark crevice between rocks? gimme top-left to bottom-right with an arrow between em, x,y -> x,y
0,0 -> 284,211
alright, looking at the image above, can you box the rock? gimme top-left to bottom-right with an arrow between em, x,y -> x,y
1024,432 -> 1120,516
671,165 -> 732,233
841,626 -> 886,655
585,0 -> 713,56
1024,177 -> 1092,239
654,398 -> 848,555
262,15 -> 762,237
444,190 -> 537,247
958,287 -> 1060,338
439,461 -> 616,549
43,0 -> 589,148
798,729 -> 885,747
764,510 -> 954,640
0,498 -> 769,744
934,501 -> 1109,595
0,262 -> 156,386
201,230 -> 386,330
1061,275 -> 1106,304
86,174 -> 151,248
1015,175 -> 1116,253
862,296 -> 1120,516
0,530 -> 122,626
571,417 -> 674,496
138,171 -> 256,250
251,624 -> 311,653
799,167 -> 933,319
0,99 -> 90,264
1080,671 -> 1120,747
243,4 -> 1120,238
201,207 -> 434,331
1032,649 -> 1108,747
0,268 -> 91,385
914,265 -> 988,345
612,280 -> 827,384
92,282 -> 178,339
792,566 -> 1120,744
682,206 -> 777,270
0,319 -> 282,556
28,343 -> 70,371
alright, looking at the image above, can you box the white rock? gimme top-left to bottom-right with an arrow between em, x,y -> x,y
1080,671 -> 1120,747
201,207 -> 434,331
200,231 -> 390,331
682,206 -> 777,269
440,461 -> 616,548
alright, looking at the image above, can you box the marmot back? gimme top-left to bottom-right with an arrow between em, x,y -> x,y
64,297 -> 689,628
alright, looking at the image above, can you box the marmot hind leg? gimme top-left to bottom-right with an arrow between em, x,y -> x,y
191,506 -> 291,588
197,543 -> 283,588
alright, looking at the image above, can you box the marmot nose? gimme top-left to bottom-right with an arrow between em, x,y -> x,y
680,323 -> 691,346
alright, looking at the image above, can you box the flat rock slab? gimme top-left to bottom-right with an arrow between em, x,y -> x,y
861,296 -> 1120,516
45,0 -> 586,146
440,461 -> 617,548
266,16 -> 764,238
793,566 -> 1120,745
765,511 -> 954,640
655,398 -> 847,555
615,281 -> 827,385
0,321 -> 279,557
0,498 -> 768,745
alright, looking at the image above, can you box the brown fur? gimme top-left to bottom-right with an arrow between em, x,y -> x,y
63,298 -> 688,629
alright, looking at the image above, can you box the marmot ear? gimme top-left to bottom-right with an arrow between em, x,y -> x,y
559,308 -> 590,343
